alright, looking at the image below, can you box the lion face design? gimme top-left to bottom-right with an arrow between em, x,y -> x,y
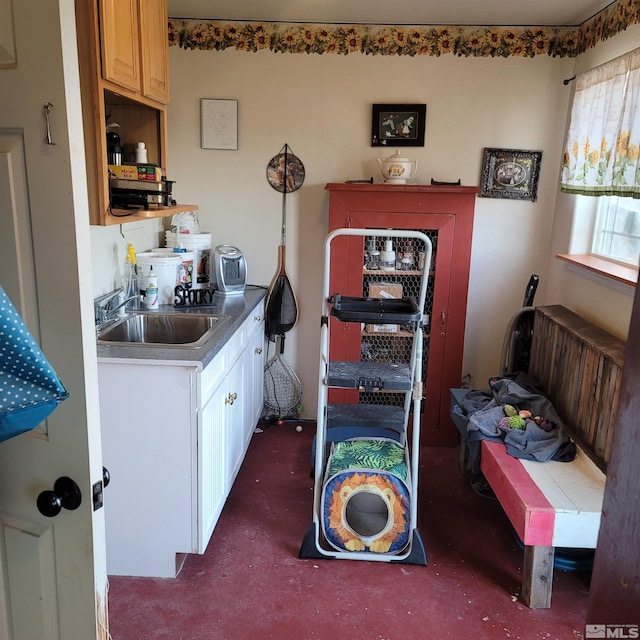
326,472 -> 408,553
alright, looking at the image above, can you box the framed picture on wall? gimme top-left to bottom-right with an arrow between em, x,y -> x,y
479,148 -> 542,202
371,104 -> 426,147
200,98 -> 238,150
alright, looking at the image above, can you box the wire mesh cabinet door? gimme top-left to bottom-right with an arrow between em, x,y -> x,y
326,184 -> 477,447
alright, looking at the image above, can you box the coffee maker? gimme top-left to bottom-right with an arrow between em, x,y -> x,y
106,129 -> 122,165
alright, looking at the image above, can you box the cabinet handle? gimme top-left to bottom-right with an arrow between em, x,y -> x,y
225,392 -> 238,405
255,347 -> 263,355
254,314 -> 262,322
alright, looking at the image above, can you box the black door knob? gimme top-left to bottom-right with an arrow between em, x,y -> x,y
36,476 -> 82,518
103,466 -> 110,488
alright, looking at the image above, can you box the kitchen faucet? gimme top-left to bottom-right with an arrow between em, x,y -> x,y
94,288 -> 141,329
103,294 -> 142,320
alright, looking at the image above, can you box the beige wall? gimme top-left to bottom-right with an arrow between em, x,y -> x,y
90,24 -> 639,419
166,43 -> 575,415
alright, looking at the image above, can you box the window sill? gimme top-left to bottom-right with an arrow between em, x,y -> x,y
556,254 -> 638,287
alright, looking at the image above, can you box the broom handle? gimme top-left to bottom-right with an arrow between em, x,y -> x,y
281,144 -> 288,246
281,193 -> 287,246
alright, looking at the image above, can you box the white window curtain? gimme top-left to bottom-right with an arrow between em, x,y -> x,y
561,47 -> 640,199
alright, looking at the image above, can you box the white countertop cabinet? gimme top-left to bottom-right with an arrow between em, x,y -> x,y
99,304 -> 265,577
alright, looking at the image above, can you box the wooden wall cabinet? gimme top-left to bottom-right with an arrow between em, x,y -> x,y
138,0 -> 171,104
99,0 -> 170,104
326,183 -> 478,446
75,0 -> 194,225
99,0 -> 141,96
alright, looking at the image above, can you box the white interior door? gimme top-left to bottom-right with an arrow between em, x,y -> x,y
0,1 -> 107,639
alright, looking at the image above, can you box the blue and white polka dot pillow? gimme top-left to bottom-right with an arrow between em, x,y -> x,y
0,286 -> 69,443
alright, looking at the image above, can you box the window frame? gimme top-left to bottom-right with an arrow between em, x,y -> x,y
591,195 -> 640,268
556,194 -> 639,288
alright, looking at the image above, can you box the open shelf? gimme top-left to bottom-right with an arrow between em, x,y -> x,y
104,203 -> 198,225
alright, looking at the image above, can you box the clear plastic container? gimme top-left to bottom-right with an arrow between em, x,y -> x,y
122,257 -> 140,311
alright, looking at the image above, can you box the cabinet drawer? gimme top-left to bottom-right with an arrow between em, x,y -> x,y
226,312 -> 256,368
202,304 -> 265,398
200,347 -> 226,400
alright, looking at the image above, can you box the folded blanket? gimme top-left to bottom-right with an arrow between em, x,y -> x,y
461,374 -> 576,463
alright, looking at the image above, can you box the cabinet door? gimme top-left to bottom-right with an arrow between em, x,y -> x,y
99,0 -> 141,93
226,356 -> 246,487
138,0 -> 170,104
327,185 -> 476,446
246,316 -> 265,443
198,380 -> 228,553
348,212 -> 456,444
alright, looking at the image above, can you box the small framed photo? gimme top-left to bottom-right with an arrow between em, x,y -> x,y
371,104 -> 426,147
480,148 -> 542,202
200,99 -> 238,150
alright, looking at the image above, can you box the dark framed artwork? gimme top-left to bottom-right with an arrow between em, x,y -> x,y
479,148 -> 542,202
371,104 -> 426,147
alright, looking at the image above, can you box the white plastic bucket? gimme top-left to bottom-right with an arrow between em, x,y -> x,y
165,231 -> 212,289
135,252 -> 182,305
154,248 -> 196,290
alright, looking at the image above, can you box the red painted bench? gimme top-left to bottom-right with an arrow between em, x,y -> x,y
455,306 -> 625,609
481,440 -> 605,608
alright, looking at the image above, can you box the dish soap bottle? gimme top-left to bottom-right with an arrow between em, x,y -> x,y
144,265 -> 158,310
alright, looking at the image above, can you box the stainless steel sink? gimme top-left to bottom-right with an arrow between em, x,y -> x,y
97,312 -> 228,348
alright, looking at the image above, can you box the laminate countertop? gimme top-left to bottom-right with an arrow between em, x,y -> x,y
96,286 -> 267,369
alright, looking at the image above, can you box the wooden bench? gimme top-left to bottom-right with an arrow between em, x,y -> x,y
452,305 -> 625,609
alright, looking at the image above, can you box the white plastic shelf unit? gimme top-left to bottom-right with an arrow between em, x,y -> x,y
300,227 -> 433,565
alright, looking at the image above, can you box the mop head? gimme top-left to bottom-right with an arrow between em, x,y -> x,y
321,438 -> 411,554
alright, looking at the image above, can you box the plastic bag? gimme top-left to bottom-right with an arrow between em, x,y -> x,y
170,211 -> 200,234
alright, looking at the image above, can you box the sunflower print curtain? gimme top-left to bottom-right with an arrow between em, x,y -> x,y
561,47 -> 640,199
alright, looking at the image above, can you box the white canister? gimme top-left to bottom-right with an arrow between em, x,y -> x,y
154,248 -> 196,289
135,142 -> 147,164
135,252 -> 182,305
165,231 -> 212,289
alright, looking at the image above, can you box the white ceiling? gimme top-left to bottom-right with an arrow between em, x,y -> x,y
167,0 -> 615,27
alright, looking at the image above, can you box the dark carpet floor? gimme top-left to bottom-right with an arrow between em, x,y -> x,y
107,422 -> 590,639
